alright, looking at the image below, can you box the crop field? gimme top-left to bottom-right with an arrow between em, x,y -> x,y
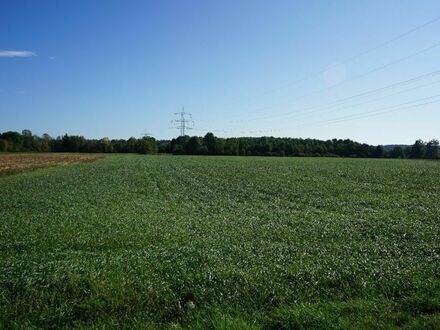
0,153 -> 105,176
0,155 -> 439,329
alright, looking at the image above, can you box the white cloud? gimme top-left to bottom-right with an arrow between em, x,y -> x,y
0,50 -> 36,58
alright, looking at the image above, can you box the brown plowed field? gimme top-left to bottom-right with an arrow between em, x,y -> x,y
0,153 -> 106,176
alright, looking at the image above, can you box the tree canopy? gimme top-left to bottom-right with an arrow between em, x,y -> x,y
0,130 -> 438,160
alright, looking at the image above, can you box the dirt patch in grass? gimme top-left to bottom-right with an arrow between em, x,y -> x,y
0,153 -> 106,176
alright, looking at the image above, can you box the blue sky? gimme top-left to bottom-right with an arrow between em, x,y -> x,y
1,0 -> 439,144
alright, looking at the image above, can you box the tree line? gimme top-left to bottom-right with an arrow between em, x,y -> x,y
0,130 -> 157,154
162,133 -> 439,159
0,130 -> 438,159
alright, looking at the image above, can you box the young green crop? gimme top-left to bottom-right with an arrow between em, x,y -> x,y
0,155 -> 439,328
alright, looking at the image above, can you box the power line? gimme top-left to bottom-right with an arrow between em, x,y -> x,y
318,95 -> 440,125
189,16 -> 440,136
195,88 -> 440,136
229,40 -> 440,123
192,72 -> 440,136
309,98 -> 440,127
213,15 -> 440,114
252,94 -> 440,134
295,79 -> 440,121
246,71 -> 440,124
171,107 -> 194,136
265,16 -> 440,95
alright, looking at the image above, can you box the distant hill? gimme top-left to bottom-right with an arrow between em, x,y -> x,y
383,144 -> 409,151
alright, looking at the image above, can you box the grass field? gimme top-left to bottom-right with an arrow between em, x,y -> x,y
0,155 -> 439,329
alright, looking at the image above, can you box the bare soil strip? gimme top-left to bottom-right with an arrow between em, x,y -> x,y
0,153 -> 106,176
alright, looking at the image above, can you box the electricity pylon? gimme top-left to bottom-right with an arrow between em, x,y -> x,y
171,107 -> 194,136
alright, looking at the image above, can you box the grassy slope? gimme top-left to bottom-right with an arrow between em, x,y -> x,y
0,155 -> 439,329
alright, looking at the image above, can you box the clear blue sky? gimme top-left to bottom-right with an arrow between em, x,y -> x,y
1,0 -> 439,144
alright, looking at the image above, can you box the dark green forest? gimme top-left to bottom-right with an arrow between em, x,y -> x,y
0,130 -> 438,159
0,130 -> 157,154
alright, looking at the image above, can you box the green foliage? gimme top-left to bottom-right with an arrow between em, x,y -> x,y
373,145 -> 384,158
165,133 -> 439,159
390,146 -> 405,158
203,132 -> 219,154
426,139 -> 439,159
172,143 -> 186,155
0,139 -> 8,152
0,131 -> 157,154
186,136 -> 202,155
1,130 -> 438,160
410,140 -> 426,159
136,137 -> 157,154
0,155 -> 439,328
0,131 -> 22,151
100,137 -> 113,153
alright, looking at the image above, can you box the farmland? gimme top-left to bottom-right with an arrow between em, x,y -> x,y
0,153 -> 105,176
0,155 -> 439,328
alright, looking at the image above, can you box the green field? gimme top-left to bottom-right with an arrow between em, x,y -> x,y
1,155 -> 439,329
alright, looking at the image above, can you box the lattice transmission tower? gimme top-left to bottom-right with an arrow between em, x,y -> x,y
171,107 -> 194,136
